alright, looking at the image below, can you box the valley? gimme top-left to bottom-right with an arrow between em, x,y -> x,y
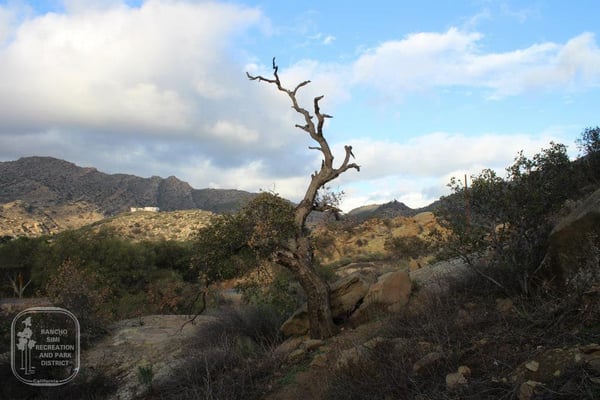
0,150 -> 599,400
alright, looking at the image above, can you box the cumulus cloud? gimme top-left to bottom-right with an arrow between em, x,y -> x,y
352,28 -> 600,99
0,1 -> 266,133
335,131 -> 561,180
0,1 -> 324,178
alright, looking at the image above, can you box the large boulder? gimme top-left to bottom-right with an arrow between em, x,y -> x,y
364,269 -> 412,309
329,272 -> 372,320
280,273 -> 371,337
350,269 -> 412,324
541,188 -> 600,286
280,305 -> 310,337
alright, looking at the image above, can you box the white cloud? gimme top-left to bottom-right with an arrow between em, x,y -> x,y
0,1 -> 322,171
0,1 -> 266,135
352,28 -> 482,94
333,130 -> 570,210
352,28 -> 600,99
335,131 -> 557,180
322,35 -> 335,45
178,158 -> 311,202
500,3 -> 540,23
0,4 -> 596,214
208,120 -> 260,144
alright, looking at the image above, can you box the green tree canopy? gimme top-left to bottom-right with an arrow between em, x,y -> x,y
193,192 -> 296,284
437,141 -> 577,294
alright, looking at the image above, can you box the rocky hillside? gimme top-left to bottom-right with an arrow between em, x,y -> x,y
0,200 -> 104,237
0,156 -> 256,216
345,198 -> 445,221
0,200 -> 214,240
84,209 -> 214,242
313,211 -> 442,269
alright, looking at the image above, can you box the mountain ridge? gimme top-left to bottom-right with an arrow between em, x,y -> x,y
0,156 -> 257,216
0,156 -> 435,237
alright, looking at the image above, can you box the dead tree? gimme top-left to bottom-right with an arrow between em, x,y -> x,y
8,272 -> 32,298
247,58 -> 360,338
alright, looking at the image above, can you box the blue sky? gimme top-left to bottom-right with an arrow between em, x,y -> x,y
0,1 -> 599,211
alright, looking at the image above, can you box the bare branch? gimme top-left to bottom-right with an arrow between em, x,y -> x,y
246,58 -> 360,227
295,124 -> 310,132
246,71 -> 277,84
293,80 -> 311,95
178,289 -> 207,333
329,145 -> 361,175
314,95 -> 324,111
346,145 -> 355,159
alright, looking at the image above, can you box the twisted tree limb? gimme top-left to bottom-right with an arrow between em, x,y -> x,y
247,58 -> 361,338
247,58 -> 360,227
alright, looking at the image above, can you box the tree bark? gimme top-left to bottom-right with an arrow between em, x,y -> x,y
248,58 -> 359,339
274,235 -> 336,338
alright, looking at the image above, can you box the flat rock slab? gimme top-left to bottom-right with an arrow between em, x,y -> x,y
82,314 -> 216,400
409,257 -> 471,293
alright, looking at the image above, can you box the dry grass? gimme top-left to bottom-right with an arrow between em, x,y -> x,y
148,305 -> 286,400
325,268 -> 600,400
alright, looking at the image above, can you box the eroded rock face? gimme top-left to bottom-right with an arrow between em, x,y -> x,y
329,273 -> 372,321
363,270 -> 412,309
542,188 -> 600,285
350,270 -> 412,324
280,305 -> 309,337
281,269 -> 415,337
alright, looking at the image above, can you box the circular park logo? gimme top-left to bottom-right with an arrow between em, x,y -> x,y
11,307 -> 80,386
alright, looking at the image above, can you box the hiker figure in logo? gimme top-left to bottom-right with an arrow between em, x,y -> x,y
16,317 -> 36,375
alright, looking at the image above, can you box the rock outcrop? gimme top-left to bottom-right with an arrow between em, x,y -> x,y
280,273 -> 371,336
281,269 -> 414,336
350,269 -> 412,324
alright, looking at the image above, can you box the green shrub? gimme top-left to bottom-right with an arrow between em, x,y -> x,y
383,235 -> 431,260
436,141 -> 580,295
236,266 -> 302,316
45,259 -> 112,343
137,362 -> 154,390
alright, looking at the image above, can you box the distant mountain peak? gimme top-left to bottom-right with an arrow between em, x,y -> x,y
347,199 -> 416,220
0,156 -> 257,215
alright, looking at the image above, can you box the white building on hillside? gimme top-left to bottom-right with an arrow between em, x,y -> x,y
130,206 -> 160,212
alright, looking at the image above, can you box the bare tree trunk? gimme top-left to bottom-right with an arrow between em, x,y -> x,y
275,236 -> 336,338
248,58 -> 359,339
